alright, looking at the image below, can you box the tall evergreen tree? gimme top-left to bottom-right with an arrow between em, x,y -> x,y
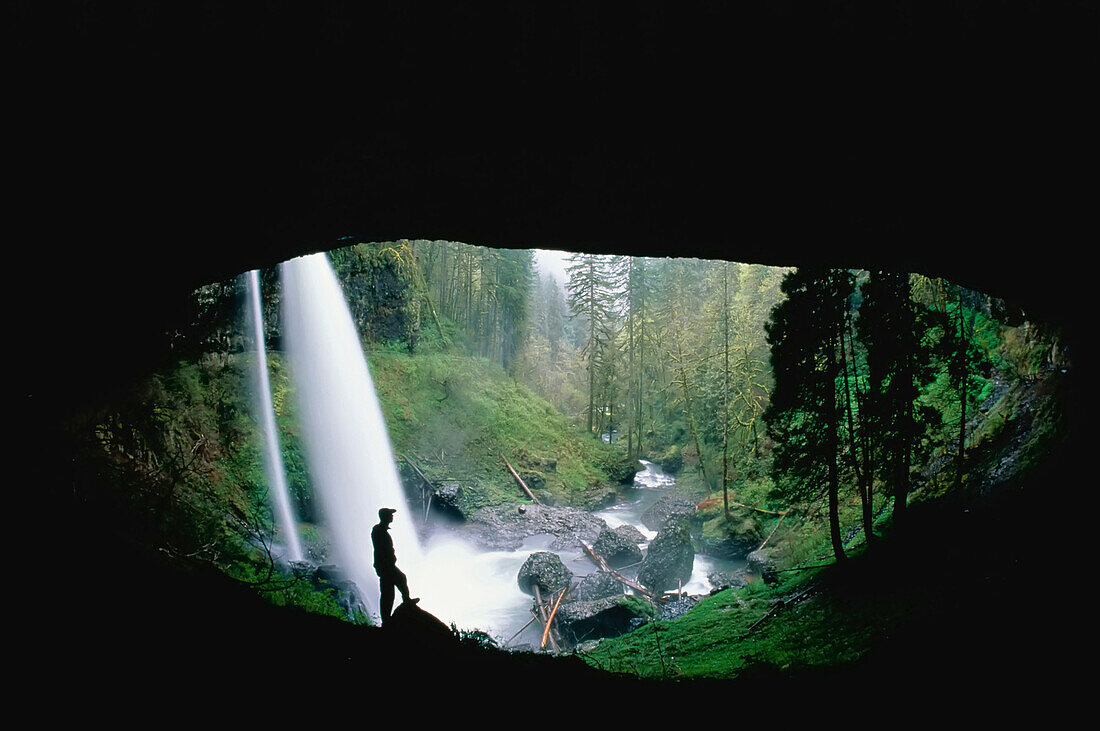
495,248 -> 534,375
765,267 -> 854,563
858,271 -> 938,528
565,253 -> 617,435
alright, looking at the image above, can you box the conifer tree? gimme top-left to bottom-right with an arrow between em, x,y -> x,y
857,270 -> 938,528
765,267 -> 854,562
565,252 -> 617,435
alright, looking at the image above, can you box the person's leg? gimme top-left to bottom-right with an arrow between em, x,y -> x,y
379,574 -> 396,623
393,568 -> 418,604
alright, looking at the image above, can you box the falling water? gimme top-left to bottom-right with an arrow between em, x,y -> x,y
280,253 -> 422,620
246,269 -> 303,563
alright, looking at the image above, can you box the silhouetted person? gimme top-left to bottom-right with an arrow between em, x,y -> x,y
371,507 -> 418,625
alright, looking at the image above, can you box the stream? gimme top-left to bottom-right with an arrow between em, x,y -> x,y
414,460 -> 747,648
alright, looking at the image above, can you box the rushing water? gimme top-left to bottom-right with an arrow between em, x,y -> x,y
281,253 -> 423,620
594,460 -> 745,597
246,269 -> 303,563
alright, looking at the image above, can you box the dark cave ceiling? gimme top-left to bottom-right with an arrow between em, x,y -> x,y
14,3 -> 1092,410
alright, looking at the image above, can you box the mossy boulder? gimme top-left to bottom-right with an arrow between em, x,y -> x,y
517,551 -> 573,596
601,452 -> 644,485
657,444 -> 683,474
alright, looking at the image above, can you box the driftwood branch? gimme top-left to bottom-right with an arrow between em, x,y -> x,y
758,512 -> 787,551
579,541 -> 661,602
728,501 -> 788,516
541,587 -> 567,650
504,615 -> 537,646
746,583 -> 820,633
503,455 -> 540,503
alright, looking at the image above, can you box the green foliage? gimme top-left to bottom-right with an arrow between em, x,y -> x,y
367,348 -> 628,510
230,561 -> 371,624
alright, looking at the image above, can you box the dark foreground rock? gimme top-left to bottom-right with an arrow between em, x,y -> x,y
385,600 -> 456,642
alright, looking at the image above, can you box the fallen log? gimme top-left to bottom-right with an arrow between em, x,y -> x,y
503,455 -> 540,504
532,585 -> 560,652
757,512 -> 787,551
540,587 -> 567,650
402,456 -> 437,522
402,456 -> 434,490
728,501 -> 788,516
579,541 -> 661,602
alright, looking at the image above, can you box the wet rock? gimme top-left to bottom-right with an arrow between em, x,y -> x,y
697,526 -> 761,559
614,523 -> 648,545
604,454 -> 645,485
637,518 -> 695,593
462,503 -> 607,551
517,551 -> 573,596
640,494 -> 697,533
657,594 -> 698,621
557,595 -> 657,642
430,481 -> 465,521
707,569 -> 749,593
592,525 -> 644,568
746,548 -> 775,576
520,471 -> 546,491
298,564 -> 370,622
657,445 -> 683,474
571,571 -> 625,602
578,486 -> 620,510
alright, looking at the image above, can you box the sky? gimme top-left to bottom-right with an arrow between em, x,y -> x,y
533,249 -> 572,286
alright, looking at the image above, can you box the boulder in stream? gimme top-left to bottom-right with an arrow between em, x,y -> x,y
556,595 -> 658,643
640,494 -> 697,533
592,525 -> 644,568
571,571 -> 625,602
517,551 -> 573,596
637,517 -> 695,593
430,481 -> 466,521
746,548 -> 775,576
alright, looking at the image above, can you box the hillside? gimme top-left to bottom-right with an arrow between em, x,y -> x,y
367,347 -> 639,514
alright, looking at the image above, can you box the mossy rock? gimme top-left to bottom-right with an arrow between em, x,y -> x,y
658,444 -> 683,474
517,551 -> 573,596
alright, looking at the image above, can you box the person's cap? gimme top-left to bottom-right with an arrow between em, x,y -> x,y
379,507 -> 397,517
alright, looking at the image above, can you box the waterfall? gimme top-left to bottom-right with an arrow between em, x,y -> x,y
246,269 -> 304,563
280,253 -> 422,620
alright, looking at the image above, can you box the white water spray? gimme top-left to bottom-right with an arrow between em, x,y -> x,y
280,253 -> 422,620
246,269 -> 304,563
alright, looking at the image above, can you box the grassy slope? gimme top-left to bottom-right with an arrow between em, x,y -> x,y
366,346 -> 629,511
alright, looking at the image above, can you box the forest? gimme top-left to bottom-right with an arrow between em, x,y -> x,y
55,236 -> 1071,697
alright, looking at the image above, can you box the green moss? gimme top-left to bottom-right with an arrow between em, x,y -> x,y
365,349 -> 627,509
